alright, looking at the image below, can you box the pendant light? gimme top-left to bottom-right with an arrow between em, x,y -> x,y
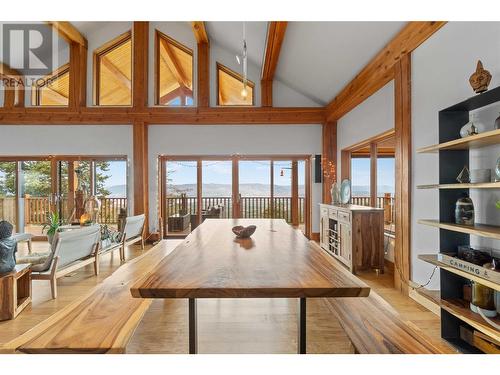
236,22 -> 248,99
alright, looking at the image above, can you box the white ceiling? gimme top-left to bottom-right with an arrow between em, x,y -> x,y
1,21 -> 407,106
205,21 -> 268,68
274,22 -> 406,105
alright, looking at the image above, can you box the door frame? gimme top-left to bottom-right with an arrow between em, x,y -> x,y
0,155 -> 128,240
159,154 -> 313,239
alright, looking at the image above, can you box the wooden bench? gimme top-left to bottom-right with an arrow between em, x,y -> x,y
0,240 -> 174,354
325,290 -> 457,354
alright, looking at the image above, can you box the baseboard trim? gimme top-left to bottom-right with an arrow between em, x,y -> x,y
408,281 -> 441,316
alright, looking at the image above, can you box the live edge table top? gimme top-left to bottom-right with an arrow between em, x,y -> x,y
130,219 -> 370,299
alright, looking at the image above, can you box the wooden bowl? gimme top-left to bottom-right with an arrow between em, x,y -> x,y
232,225 -> 257,238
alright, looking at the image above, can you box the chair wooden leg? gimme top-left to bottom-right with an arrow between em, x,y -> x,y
140,237 -> 145,250
27,239 -> 32,254
94,254 -> 100,276
120,245 -> 125,262
50,276 -> 57,299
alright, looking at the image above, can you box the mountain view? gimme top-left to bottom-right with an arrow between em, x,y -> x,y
167,183 -> 305,197
104,184 -> 394,198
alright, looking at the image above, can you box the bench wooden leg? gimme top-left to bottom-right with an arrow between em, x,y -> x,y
140,237 -> 145,250
189,298 -> 197,354
298,297 -> 306,354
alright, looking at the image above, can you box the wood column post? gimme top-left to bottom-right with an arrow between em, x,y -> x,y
291,160 -> 299,226
131,22 -> 150,235
69,42 -> 87,109
197,42 -> 210,107
133,21 -> 149,109
394,53 -> 412,295
133,122 -> 149,233
370,143 -> 378,207
322,121 -> 337,204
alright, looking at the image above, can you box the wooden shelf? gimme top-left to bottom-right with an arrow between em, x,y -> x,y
418,219 -> 500,240
441,298 -> 500,343
417,182 -> 500,189
417,128 -> 500,153
418,254 -> 500,292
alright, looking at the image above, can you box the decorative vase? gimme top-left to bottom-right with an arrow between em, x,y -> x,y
495,113 -> 500,130
495,156 -> 500,182
460,113 -> 481,138
469,60 -> 492,94
470,281 -> 497,318
455,194 -> 474,225
330,182 -> 340,204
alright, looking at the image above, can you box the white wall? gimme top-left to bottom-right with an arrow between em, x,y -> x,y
148,125 -> 322,232
412,21 -> 500,289
336,81 -> 395,261
0,125 -> 134,211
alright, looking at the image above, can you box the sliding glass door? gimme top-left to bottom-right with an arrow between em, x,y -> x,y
0,162 -> 17,229
161,155 -> 312,238
0,156 -> 128,239
20,160 -> 53,237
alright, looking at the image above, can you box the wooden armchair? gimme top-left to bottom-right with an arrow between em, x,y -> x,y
119,214 -> 146,262
31,225 -> 101,299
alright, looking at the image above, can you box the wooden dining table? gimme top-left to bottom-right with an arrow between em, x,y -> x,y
130,219 -> 370,354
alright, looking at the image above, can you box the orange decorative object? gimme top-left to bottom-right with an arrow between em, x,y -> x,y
469,60 -> 492,94
321,156 -> 336,181
79,213 -> 92,226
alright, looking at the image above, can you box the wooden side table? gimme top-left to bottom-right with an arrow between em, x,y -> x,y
0,264 -> 32,321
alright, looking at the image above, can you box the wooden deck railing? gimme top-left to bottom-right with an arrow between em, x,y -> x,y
165,196 -> 306,224
351,194 -> 395,224
14,196 -> 128,225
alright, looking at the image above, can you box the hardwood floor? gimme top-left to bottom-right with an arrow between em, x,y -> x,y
0,240 -> 444,354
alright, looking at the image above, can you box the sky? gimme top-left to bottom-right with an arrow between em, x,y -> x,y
351,157 -> 395,194
166,160 -> 305,186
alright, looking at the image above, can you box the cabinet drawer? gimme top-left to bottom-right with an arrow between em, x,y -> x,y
328,208 -> 338,220
320,207 -> 329,217
338,210 -> 350,223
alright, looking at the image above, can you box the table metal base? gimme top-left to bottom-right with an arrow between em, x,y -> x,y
187,297 -> 307,354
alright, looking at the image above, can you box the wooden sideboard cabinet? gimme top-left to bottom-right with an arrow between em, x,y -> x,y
319,203 -> 384,274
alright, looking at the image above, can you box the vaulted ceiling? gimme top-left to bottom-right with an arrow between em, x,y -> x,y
0,21 -> 407,107
205,21 -> 405,105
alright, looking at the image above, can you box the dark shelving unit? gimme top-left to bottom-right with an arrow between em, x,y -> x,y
419,85 -> 500,353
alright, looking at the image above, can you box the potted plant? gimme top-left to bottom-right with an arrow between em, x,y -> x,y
43,211 -> 60,245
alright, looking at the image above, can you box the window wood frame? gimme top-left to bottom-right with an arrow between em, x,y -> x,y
93,30 -> 132,106
32,63 -> 70,107
216,62 -> 255,106
154,30 -> 194,106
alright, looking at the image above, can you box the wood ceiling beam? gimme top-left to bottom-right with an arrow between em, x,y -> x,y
0,107 -> 325,125
46,22 -> 87,48
100,55 -> 132,91
191,22 -> 209,44
325,21 -> 446,121
159,38 -> 190,90
158,86 -> 192,105
261,22 -> 287,107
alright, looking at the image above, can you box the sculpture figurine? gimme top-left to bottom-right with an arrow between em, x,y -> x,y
469,60 -> 492,94
0,221 -> 17,274
232,225 -> 257,238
